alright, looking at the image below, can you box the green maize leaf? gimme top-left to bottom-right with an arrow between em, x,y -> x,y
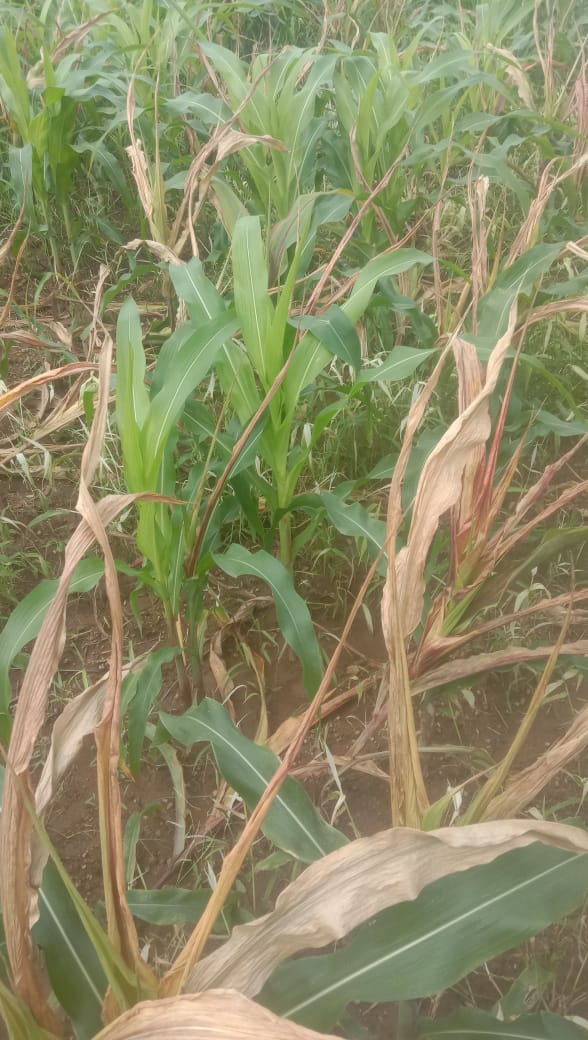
169,257 -> 225,325
7,143 -> 33,212
232,216 -> 275,387
293,307 -> 362,373
33,862 -> 107,1040
165,91 -> 231,126
159,698 -> 347,863
198,42 -> 250,109
491,243 -> 564,292
126,888 -> 211,926
261,844 -> 588,1031
476,242 -> 564,344
468,149 -> 532,212
126,646 -> 179,776
282,335 -> 330,417
210,175 -> 249,236
283,56 -> 337,199
533,410 -> 588,438
214,544 -> 323,695
269,192 -> 352,283
0,978 -> 57,1040
216,340 -> 263,425
0,30 -> 30,138
343,249 -> 432,324
142,312 -> 239,482
412,47 -> 477,83
148,725 -> 186,860
123,810 -> 144,888
358,346 -> 435,382
0,556 -> 104,740
311,493 -> 387,574
416,1009 -> 588,1039
182,401 -> 265,476
29,825 -> 149,1013
115,297 -> 150,491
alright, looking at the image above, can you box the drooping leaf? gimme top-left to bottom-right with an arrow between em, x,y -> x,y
33,862 -> 107,1040
169,258 -> 225,325
158,698 -> 347,863
343,249 -> 432,324
262,843 -> 588,1031
125,647 -> 179,776
0,556 -> 105,738
126,889 -> 210,926
315,493 -> 387,574
358,346 -> 435,383
293,307 -> 362,373
416,1009 -> 588,1039
214,544 -> 323,695
215,339 -> 262,424
476,242 -> 563,343
165,92 -> 231,126
142,311 -> 239,481
184,822 -> 588,1002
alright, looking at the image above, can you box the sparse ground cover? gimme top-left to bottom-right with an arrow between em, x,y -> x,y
0,1 -> 587,1037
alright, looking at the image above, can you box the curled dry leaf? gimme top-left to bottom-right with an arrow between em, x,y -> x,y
391,305 -> 517,642
124,238 -> 182,264
411,640 -> 588,695
93,990 -> 338,1040
0,197 -> 26,266
34,653 -> 155,822
486,698 -> 588,819
0,363 -> 97,418
184,819 -> 588,999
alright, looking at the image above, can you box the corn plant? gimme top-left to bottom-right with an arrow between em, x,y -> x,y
174,215 -> 433,569
375,220 -> 588,829
114,278 -> 326,702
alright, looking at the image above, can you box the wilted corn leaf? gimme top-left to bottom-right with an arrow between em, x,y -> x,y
184,819 -> 588,998
93,990 -> 339,1039
393,305 -> 517,641
0,556 -> 104,743
262,841 -> 588,1030
0,363 -> 96,418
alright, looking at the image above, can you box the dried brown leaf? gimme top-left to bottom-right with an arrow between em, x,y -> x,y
34,653 -> 155,820
486,700 -> 588,819
185,820 -> 588,999
394,306 -> 517,640
0,363 -> 97,417
75,329 -> 153,994
94,990 -> 338,1039
0,197 -> 26,266
411,640 -> 588,695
